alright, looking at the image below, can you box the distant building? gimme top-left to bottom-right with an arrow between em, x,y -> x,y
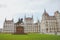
3,16 -> 40,33
3,19 -> 14,33
40,10 -> 60,34
3,10 -> 60,34
24,15 -> 40,33
24,15 -> 34,33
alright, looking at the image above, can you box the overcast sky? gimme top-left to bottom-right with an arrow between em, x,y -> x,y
0,0 -> 60,28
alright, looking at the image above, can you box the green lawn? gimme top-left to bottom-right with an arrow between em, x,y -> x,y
0,33 -> 60,40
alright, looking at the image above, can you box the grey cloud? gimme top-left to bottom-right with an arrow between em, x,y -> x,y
0,4 -> 7,8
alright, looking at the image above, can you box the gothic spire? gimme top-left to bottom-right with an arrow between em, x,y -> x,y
44,9 -> 46,13
37,17 -> 39,23
5,18 -> 6,22
12,18 -> 14,22
32,14 -> 33,19
43,9 -> 49,16
24,14 -> 26,19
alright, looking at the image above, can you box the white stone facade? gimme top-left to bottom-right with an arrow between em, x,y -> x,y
24,16 -> 40,33
3,19 -> 14,33
3,17 -> 40,33
41,10 -> 60,34
3,10 -> 60,34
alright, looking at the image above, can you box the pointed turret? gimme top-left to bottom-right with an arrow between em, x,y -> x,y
42,9 -> 49,20
43,9 -> 49,16
5,18 -> 6,22
37,17 -> 39,23
32,14 -> 33,19
24,14 -> 26,19
12,18 -> 14,22
44,9 -> 46,13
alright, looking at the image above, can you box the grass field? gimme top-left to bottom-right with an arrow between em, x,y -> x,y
0,33 -> 60,40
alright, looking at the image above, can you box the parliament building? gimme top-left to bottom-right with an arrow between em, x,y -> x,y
3,15 -> 40,34
3,10 -> 60,34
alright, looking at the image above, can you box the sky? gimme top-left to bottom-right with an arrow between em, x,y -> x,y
0,0 -> 60,28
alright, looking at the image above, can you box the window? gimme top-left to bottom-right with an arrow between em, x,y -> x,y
46,28 -> 48,33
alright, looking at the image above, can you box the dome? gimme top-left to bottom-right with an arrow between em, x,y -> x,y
54,11 -> 59,16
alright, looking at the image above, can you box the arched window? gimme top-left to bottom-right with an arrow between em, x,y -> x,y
46,28 -> 48,33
